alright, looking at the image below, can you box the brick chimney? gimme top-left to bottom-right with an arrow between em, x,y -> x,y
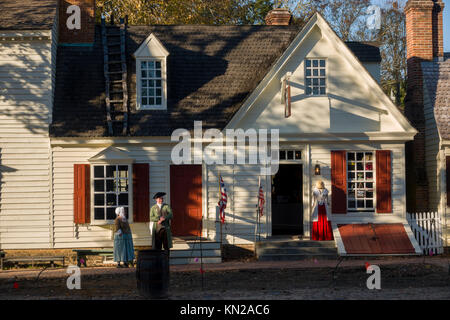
265,8 -> 292,26
58,0 -> 96,44
404,0 -> 445,212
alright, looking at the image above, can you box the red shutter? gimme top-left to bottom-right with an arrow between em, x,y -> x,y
446,156 -> 450,207
376,150 -> 392,213
74,164 -> 90,224
133,163 -> 150,223
331,151 -> 347,214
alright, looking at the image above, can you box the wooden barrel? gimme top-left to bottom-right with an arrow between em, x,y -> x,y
136,250 -> 169,299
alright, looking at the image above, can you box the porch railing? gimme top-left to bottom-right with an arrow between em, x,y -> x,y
407,212 -> 444,255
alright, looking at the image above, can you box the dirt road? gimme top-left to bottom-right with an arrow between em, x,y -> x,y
0,257 -> 449,299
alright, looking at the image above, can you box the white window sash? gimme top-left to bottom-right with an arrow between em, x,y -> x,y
91,164 -> 133,224
136,57 -> 167,110
346,151 -> 377,212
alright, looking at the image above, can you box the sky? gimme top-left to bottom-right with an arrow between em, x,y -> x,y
443,0 -> 450,52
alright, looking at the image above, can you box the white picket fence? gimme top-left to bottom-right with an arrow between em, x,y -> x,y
407,212 -> 444,255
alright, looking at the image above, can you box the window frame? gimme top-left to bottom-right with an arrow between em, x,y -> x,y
304,58 -> 327,97
345,151 -> 377,213
89,163 -> 134,225
136,57 -> 167,110
279,149 -> 302,162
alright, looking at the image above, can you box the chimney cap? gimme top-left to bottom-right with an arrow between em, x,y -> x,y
265,8 -> 292,26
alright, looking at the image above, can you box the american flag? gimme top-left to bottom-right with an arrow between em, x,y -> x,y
218,174 -> 227,224
257,181 -> 265,217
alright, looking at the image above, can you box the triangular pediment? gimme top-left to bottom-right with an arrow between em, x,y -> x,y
88,146 -> 133,163
133,33 -> 169,58
225,13 -> 417,140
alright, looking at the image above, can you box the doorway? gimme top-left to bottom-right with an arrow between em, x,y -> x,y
271,164 -> 303,235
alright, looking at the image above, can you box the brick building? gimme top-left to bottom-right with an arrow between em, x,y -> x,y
404,0 -> 450,246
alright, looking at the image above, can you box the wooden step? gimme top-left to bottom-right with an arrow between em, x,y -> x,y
109,99 -> 124,103
172,241 -> 221,250
108,42 -> 121,46
169,241 -> 222,265
108,51 -> 122,55
256,240 -> 336,249
255,240 -> 338,261
106,71 -> 124,75
107,60 -> 123,64
258,246 -> 338,256
170,249 -> 221,259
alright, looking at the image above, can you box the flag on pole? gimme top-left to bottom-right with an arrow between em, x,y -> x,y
257,179 -> 265,217
218,174 -> 227,224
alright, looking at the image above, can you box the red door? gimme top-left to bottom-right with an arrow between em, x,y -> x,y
170,165 -> 202,237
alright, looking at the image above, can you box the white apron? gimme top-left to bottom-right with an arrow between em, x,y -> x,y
311,187 -> 331,222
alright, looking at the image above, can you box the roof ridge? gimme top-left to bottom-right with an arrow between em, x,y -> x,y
122,24 -> 300,29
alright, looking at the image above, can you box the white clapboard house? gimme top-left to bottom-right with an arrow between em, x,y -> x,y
0,0 -> 424,262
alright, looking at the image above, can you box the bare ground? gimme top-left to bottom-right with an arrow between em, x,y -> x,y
0,257 -> 450,300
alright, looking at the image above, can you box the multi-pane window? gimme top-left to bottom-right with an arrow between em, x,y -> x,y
280,150 -> 302,160
93,165 -> 130,221
347,152 -> 375,212
140,60 -> 162,107
305,59 -> 326,96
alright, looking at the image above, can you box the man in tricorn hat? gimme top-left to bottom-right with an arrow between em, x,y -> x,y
150,192 -> 173,256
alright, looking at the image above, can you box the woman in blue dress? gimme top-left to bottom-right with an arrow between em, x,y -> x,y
113,207 -> 135,268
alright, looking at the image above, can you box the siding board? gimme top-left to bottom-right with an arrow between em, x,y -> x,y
0,38 -> 52,249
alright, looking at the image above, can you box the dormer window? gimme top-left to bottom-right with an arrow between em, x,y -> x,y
134,33 -> 169,110
140,60 -> 163,107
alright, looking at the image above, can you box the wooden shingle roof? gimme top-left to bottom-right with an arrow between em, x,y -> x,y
422,57 -> 450,140
51,24 -> 382,137
345,42 -> 381,63
0,0 -> 57,30
51,25 -> 300,137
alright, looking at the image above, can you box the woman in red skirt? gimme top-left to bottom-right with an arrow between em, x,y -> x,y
311,181 -> 333,241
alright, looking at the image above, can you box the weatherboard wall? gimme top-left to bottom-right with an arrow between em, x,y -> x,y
51,144 -> 174,249
0,32 -> 54,249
